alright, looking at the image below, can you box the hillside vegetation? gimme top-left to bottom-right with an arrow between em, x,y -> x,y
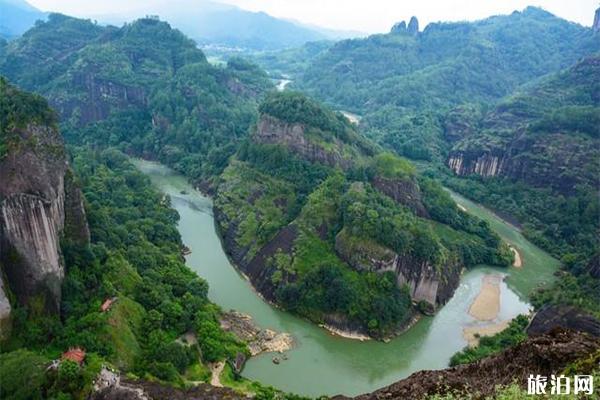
0,13 -> 273,186
214,92 -> 512,337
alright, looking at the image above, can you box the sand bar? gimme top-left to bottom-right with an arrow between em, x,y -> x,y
468,274 -> 501,321
463,320 -> 510,347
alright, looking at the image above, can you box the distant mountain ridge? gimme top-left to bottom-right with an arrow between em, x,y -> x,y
0,0 -> 47,39
0,0 -> 357,50
89,0 -> 357,51
295,6 -> 600,162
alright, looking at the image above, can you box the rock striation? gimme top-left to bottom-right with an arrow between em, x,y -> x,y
0,122 -> 89,315
254,114 -> 354,169
335,228 -> 461,307
446,56 -> 600,194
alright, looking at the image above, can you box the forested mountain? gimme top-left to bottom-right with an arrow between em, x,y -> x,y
447,55 -> 599,193
440,56 -> 600,317
0,0 -> 46,39
0,13 -> 273,186
214,92 -> 512,337
295,7 -> 599,162
281,6 -> 600,320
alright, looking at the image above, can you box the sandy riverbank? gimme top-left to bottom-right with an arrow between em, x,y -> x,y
321,323 -> 371,341
463,320 -> 509,347
468,274 -> 502,321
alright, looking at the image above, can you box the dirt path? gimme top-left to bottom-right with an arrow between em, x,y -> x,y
510,246 -> 522,268
210,361 -> 225,387
463,320 -> 509,347
468,275 -> 501,321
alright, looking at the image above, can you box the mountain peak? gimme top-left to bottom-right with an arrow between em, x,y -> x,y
593,7 -> 599,33
391,17 -> 419,35
408,16 -> 419,35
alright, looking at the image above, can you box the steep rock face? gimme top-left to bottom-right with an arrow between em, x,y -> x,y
254,115 -> 353,169
527,305 -> 600,338
371,176 -> 429,217
335,229 -> 461,307
0,124 -> 89,313
50,73 -> 147,126
448,133 -> 598,192
214,205 -> 297,302
446,56 -> 600,194
594,8 -> 600,33
447,151 -> 506,178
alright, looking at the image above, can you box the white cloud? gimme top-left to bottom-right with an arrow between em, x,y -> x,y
27,0 -> 599,33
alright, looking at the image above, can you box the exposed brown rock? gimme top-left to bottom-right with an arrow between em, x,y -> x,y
527,305 -> 600,338
342,329 -> 599,400
0,123 -> 89,313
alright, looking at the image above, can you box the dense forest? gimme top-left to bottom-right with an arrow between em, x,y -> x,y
0,143 -> 248,398
261,7 -> 600,319
0,13 -> 273,186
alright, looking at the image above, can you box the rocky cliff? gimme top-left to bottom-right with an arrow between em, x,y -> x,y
335,228 -> 461,308
254,114 -> 356,169
371,176 -> 429,218
527,305 -> 600,338
594,7 -> 599,33
446,56 -> 600,193
0,82 -> 89,316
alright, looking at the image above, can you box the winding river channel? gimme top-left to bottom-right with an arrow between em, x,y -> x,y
134,160 -> 560,397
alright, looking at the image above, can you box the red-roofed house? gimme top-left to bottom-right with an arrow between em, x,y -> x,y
62,347 -> 86,365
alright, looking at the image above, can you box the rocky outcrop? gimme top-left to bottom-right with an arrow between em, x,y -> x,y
390,21 -> 407,34
214,203 -> 297,302
371,176 -> 429,217
90,376 -> 246,400
527,305 -> 600,338
335,229 -> 461,307
448,132 -> 599,192
343,329 -> 599,400
254,115 -> 353,169
594,7 -> 600,33
0,124 -> 89,314
447,151 -> 505,177
407,17 -> 419,36
391,17 -> 419,36
220,311 -> 294,356
62,74 -> 146,125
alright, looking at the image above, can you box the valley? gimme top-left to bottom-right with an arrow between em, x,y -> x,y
136,159 -> 556,397
0,3 -> 598,399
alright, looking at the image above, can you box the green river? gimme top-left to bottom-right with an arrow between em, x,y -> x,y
135,160 -> 560,397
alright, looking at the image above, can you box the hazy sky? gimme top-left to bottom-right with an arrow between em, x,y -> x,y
27,0 -> 599,33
